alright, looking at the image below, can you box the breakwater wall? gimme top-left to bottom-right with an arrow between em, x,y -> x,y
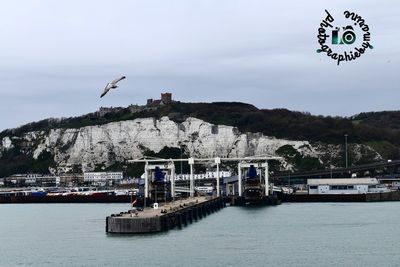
366,191 -> 400,202
282,191 -> 400,202
0,195 -> 131,204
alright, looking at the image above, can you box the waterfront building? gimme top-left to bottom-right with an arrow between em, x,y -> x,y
83,172 -> 123,186
307,178 -> 388,195
59,173 -> 84,186
3,174 -> 60,187
25,174 -> 40,185
175,171 -> 232,181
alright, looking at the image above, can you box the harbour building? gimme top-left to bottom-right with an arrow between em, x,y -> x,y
83,172 -> 123,186
307,178 -> 389,195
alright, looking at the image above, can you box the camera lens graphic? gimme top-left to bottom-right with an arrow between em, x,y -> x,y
342,30 -> 356,45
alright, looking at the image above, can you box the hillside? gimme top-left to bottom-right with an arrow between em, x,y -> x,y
352,111 -> 400,130
2,101 -> 400,147
0,101 -> 398,177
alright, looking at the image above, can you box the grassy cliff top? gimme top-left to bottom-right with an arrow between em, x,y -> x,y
1,101 -> 400,148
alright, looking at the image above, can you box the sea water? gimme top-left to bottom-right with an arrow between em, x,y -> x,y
1,202 -> 400,266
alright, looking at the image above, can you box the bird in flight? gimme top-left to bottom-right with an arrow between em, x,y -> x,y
100,76 -> 126,98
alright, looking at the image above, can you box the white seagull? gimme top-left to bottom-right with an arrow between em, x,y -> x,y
100,76 -> 126,98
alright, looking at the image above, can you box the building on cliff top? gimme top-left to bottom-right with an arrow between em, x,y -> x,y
97,106 -> 124,117
147,92 -> 172,106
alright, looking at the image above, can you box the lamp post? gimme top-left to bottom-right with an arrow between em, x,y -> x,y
180,145 -> 183,175
345,134 -> 348,169
215,157 -> 221,197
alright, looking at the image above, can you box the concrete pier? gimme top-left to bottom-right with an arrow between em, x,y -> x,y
106,196 -> 225,234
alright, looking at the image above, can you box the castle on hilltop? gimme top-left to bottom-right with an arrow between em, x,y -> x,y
97,92 -> 173,117
147,92 -> 172,106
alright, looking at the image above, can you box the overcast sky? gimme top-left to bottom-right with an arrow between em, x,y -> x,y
0,0 -> 399,131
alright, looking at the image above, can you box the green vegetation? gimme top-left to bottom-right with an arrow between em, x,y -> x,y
31,151 -> 56,173
276,145 -> 298,157
276,145 -> 323,171
103,161 -> 144,178
0,149 -> 55,178
365,141 -> 398,160
353,111 -> 400,130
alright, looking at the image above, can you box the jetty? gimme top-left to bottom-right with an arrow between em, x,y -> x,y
106,196 -> 225,233
106,156 -> 281,234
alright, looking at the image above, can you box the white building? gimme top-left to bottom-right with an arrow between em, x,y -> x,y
307,178 -> 384,195
36,175 -> 60,186
25,174 -> 39,185
84,172 -> 123,183
5,174 -> 60,186
175,171 -> 231,181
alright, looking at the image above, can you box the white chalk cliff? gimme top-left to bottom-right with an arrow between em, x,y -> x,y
0,117 -> 381,173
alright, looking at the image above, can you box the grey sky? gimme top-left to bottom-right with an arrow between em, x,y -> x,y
0,0 -> 399,131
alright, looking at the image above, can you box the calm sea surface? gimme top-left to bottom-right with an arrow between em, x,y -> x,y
1,202 -> 400,267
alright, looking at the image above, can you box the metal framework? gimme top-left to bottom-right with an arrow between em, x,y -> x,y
129,156 -> 281,199
238,162 -> 269,197
143,162 -> 175,200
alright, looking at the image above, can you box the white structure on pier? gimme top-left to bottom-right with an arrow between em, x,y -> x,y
175,171 -> 232,181
129,156 -> 280,200
237,162 -> 270,197
83,172 -> 123,184
307,178 -> 386,195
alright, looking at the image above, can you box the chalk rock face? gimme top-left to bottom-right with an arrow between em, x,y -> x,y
1,137 -> 13,150
0,116 -> 382,173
